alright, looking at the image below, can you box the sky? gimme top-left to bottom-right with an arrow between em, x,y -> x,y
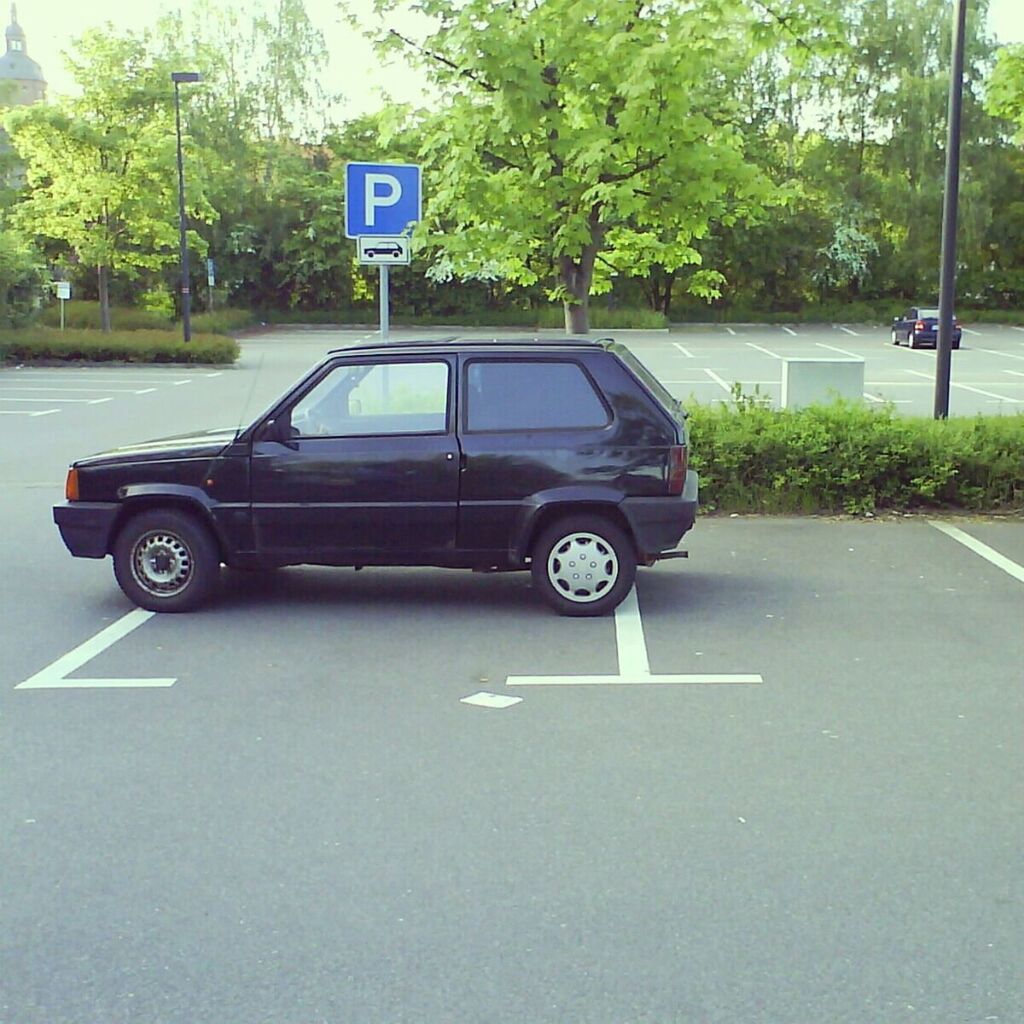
8,0 -> 1024,119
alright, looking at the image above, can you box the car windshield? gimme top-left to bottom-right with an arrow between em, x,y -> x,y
917,308 -> 939,318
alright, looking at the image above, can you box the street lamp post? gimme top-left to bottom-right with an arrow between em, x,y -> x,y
172,71 -> 202,343
934,0 -> 967,419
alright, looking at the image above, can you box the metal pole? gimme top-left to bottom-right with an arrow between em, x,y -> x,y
174,81 -> 192,343
379,264 -> 390,340
934,0 -> 967,419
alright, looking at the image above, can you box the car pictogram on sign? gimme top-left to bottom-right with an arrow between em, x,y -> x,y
364,242 -> 403,258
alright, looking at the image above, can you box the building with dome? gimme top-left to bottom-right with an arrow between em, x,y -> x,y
0,4 -> 45,106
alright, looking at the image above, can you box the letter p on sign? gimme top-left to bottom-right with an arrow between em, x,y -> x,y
365,174 -> 401,228
345,161 -> 422,238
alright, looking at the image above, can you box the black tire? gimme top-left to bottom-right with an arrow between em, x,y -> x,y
113,508 -> 219,612
530,515 -> 637,617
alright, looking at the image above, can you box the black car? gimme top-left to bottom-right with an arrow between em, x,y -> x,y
890,306 -> 962,349
364,242 -> 403,258
54,338 -> 699,616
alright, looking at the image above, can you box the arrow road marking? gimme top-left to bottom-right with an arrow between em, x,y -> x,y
16,608 -> 176,689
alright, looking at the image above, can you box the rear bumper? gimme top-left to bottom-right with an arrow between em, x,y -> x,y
53,501 -> 119,558
621,471 -> 699,558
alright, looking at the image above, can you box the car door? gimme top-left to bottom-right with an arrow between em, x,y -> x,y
249,356 -> 459,562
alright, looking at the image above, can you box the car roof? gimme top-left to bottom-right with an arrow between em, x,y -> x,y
327,336 -> 613,357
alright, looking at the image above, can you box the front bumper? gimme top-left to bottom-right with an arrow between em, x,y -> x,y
621,471 -> 699,559
53,501 -> 119,558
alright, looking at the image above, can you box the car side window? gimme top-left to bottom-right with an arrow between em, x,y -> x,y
464,359 -> 610,432
291,360 -> 449,437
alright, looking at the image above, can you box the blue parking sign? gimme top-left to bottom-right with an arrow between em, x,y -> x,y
345,162 -> 422,238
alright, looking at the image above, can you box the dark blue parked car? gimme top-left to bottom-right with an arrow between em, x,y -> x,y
53,338 -> 699,617
890,306 -> 962,349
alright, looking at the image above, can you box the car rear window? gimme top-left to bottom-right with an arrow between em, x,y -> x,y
464,359 -> 610,432
613,345 -> 678,413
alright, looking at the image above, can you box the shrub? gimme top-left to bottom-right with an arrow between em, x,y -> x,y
687,399 -> 1024,514
191,308 -> 259,334
0,328 -> 239,364
37,301 -> 173,331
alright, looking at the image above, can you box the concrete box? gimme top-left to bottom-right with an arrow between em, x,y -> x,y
781,358 -> 865,409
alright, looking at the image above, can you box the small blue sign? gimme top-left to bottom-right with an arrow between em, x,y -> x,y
345,162 -> 422,239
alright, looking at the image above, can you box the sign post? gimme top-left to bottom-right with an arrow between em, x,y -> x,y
206,258 -> 215,312
345,162 -> 422,340
55,281 -> 71,330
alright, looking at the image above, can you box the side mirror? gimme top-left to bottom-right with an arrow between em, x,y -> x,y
260,416 -> 297,449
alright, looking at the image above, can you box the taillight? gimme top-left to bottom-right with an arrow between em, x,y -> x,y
668,446 -> 687,495
65,467 -> 79,501
915,320 -> 925,331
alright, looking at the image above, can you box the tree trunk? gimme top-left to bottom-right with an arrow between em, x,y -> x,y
97,264 -> 111,333
560,245 -> 598,335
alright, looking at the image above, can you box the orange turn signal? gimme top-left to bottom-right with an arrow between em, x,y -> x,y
65,467 -> 79,501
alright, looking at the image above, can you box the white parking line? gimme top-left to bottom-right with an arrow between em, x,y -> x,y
16,608 -> 177,689
1012,326 -> 1024,333
1005,369 -> 1024,378
704,368 -> 733,393
0,397 -> 112,404
903,369 -> 1020,402
816,342 -> 861,358
929,522 -> 1024,585
0,386 -> 150,394
724,327 -> 736,336
838,326 -> 860,336
976,348 -> 1024,362
0,409 -> 60,416
962,328 -> 981,335
672,343 -> 694,358
781,326 -> 797,336
506,588 -> 763,687
746,342 -> 782,359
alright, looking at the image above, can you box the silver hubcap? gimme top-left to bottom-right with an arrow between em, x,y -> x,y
547,531 -> 618,604
131,531 -> 194,597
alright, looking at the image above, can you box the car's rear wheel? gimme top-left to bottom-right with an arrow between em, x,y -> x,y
113,508 -> 219,612
531,515 -> 636,617
891,328 -> 899,345
907,330 -> 918,349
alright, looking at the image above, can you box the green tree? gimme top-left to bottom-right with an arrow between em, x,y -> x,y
363,0 -> 820,332
5,30 -> 216,330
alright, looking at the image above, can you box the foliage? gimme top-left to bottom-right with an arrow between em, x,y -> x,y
688,401 -> 1024,514
0,328 -> 239,364
363,0 -> 821,331
0,230 -> 46,327
38,302 -> 177,331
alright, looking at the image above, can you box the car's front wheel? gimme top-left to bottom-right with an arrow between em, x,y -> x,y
891,328 -> 899,345
113,508 -> 219,612
531,515 -> 637,616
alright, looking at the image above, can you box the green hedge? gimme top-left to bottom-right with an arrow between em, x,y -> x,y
688,400 -> 1024,514
0,328 -> 239,364
37,302 -> 257,335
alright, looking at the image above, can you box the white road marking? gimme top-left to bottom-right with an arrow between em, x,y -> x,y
0,397 -> 114,405
16,608 -> 176,689
975,347 -> 1024,362
703,368 -> 733,393
962,327 -> 981,335
460,692 -> 522,709
0,386 -> 144,393
172,379 -> 192,386
838,326 -> 860,336
205,372 -> 223,377
746,342 -> 781,359
506,588 -> 763,688
781,326 -> 797,336
1005,369 -> 1024,377
928,522 -> 1024,585
724,327 -> 736,336
816,342 -> 861,358
135,388 -> 157,394
903,369 -> 1020,402
862,393 -> 911,403
0,409 -> 60,416
1012,326 -> 1024,333
672,343 -> 694,358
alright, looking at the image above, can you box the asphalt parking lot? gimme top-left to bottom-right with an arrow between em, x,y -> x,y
2,328 -> 1022,1023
